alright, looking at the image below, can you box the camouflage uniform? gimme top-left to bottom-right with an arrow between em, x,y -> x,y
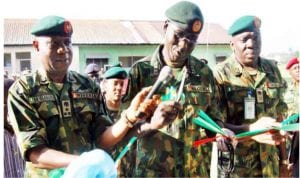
284,81 -> 299,174
7,70 -> 110,178
102,102 -> 132,178
284,81 -> 299,117
123,45 -> 224,177
214,55 -> 288,177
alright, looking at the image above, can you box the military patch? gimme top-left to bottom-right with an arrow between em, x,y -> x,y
185,84 -> 210,92
29,94 -> 55,103
256,88 -> 264,103
64,21 -> 72,34
72,92 -> 98,99
267,82 -> 282,88
192,20 -> 202,33
253,17 -> 261,29
62,100 -> 72,117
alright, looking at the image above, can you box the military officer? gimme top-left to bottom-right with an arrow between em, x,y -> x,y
84,63 -> 101,83
101,66 -> 128,123
7,15 -> 181,178
214,15 -> 288,177
100,66 -> 128,158
123,1 -> 235,177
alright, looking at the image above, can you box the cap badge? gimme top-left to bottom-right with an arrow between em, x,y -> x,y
253,17 -> 261,29
192,20 -> 202,33
64,21 -> 72,34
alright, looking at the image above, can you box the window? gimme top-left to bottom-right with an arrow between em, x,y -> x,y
119,56 -> 144,67
16,52 -> 31,59
4,53 -> 11,67
16,52 -> 31,71
86,58 -> 108,69
20,60 -> 31,71
215,54 -> 227,64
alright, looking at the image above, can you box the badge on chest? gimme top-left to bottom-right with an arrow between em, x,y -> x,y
62,100 -> 72,118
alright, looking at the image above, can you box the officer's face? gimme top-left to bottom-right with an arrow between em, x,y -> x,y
163,22 -> 199,68
289,63 -> 300,82
34,36 -> 73,75
230,30 -> 261,67
87,72 -> 100,83
103,78 -> 125,103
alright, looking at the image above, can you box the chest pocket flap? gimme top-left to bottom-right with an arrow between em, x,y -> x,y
225,86 -> 249,103
184,84 -> 212,106
72,92 -> 98,114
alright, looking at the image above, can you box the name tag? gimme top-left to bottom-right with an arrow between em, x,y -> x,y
72,92 -> 98,99
29,94 -> 55,103
267,82 -> 282,88
185,84 -> 210,92
244,96 -> 255,119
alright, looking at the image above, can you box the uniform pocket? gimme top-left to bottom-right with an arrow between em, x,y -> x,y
73,98 -> 98,123
184,84 -> 212,107
266,88 -> 279,98
225,87 -> 248,104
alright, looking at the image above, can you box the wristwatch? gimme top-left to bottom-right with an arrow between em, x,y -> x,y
122,110 -> 134,128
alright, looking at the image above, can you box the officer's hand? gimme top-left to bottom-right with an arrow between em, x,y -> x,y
126,87 -> 160,123
280,162 -> 291,178
250,117 -> 286,145
137,94 -> 161,119
249,116 -> 281,131
216,128 -> 237,152
149,101 -> 182,130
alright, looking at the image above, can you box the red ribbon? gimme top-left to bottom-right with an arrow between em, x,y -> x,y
193,130 -> 277,147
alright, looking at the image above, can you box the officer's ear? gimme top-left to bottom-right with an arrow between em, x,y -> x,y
33,40 -> 39,51
163,20 -> 169,33
229,39 -> 235,52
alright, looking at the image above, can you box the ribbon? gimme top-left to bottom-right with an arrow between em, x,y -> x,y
193,111 -> 300,147
115,136 -> 137,164
198,110 -> 226,135
193,117 -> 225,135
282,113 -> 299,125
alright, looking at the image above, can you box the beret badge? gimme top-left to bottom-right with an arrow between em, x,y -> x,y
64,21 -> 73,34
192,20 -> 202,33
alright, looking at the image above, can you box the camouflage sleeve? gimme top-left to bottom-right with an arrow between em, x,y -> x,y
213,66 -> 229,123
206,69 -> 225,125
273,65 -> 288,117
7,81 -> 48,160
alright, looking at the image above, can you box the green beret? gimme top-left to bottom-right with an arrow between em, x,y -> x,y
31,16 -> 73,36
165,1 -> 204,33
103,67 -> 127,79
112,63 -> 122,67
228,15 -> 261,36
